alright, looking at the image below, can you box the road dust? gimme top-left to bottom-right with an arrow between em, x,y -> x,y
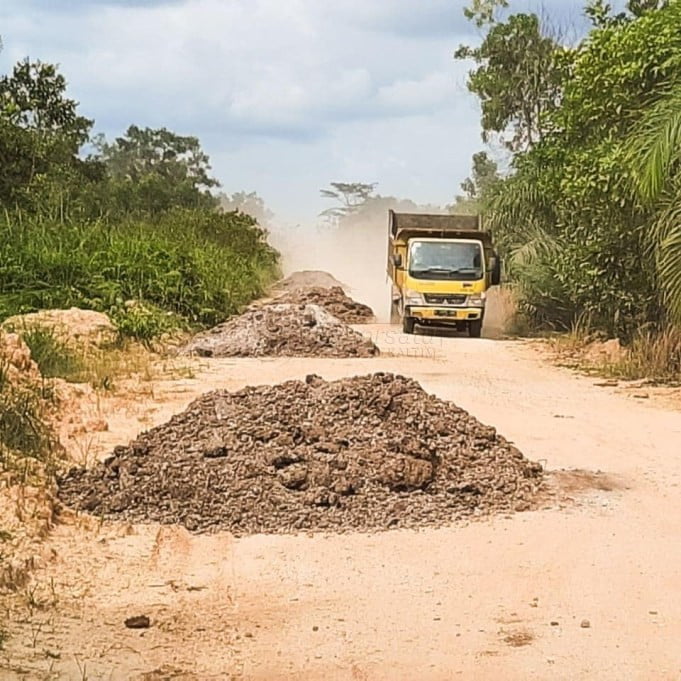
269,216 -> 517,336
269,218 -> 391,322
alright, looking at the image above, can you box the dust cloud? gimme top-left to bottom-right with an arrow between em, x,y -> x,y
269,218 -> 392,322
268,207 -> 516,335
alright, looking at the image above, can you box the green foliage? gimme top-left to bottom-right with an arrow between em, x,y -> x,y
627,84 -> 681,323
320,182 -> 377,219
0,59 -> 98,208
219,191 -> 273,227
19,326 -> 84,379
475,1 -> 681,338
0,362 -> 55,468
0,209 -> 279,338
463,0 -> 508,27
91,126 -> 220,216
456,13 -> 563,150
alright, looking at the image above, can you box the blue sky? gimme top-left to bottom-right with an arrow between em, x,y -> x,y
1,0 -> 598,224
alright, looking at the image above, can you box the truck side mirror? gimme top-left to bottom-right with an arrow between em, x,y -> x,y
491,255 -> 502,286
392,253 -> 403,268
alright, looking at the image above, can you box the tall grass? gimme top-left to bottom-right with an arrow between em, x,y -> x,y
607,328 -> 681,382
19,327 -> 84,380
0,208 -> 279,338
0,361 -> 56,478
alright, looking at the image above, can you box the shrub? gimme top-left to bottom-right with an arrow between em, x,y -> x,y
0,208 -> 280,339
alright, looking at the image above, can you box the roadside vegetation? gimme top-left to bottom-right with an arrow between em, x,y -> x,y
456,0 -> 681,380
0,40 -> 280,558
0,53 -> 279,343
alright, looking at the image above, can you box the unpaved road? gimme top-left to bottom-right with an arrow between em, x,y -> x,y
4,326 -> 681,680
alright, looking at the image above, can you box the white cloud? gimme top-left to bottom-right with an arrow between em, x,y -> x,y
0,0 -> 497,222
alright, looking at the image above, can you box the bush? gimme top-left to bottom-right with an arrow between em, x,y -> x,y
0,208 -> 280,339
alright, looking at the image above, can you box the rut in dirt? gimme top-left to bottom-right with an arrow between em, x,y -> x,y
58,373 -> 543,535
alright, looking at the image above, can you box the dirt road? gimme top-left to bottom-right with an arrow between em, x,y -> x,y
4,326 -> 681,680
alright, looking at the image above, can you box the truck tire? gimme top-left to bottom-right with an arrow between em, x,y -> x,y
468,319 -> 483,338
403,316 -> 416,335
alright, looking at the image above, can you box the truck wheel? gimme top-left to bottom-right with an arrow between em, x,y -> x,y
468,319 -> 483,338
403,316 -> 416,335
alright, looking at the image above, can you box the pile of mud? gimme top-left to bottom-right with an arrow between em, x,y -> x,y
266,286 -> 374,324
58,374 -> 543,535
183,304 -> 378,358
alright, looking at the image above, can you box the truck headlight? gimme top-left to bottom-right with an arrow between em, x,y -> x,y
404,289 -> 424,306
468,292 -> 487,307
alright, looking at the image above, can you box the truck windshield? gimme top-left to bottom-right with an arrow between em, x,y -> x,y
409,241 -> 483,281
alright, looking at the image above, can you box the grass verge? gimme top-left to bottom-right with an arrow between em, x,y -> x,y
0,208 -> 280,341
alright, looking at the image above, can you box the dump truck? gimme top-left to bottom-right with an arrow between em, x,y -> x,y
387,210 -> 501,337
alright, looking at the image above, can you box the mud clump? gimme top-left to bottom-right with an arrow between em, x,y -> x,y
266,286 -> 375,324
183,304 -> 378,358
58,374 -> 543,535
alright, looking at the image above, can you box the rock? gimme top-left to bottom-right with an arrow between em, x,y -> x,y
580,619 -> 591,629
2,308 -> 117,349
125,615 -> 150,629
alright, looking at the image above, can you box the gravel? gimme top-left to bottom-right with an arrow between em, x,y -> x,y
183,304 -> 378,358
58,373 -> 543,536
262,286 -> 374,324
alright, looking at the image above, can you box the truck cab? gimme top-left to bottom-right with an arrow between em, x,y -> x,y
387,211 -> 501,337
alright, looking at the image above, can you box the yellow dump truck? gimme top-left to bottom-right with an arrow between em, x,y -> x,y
387,210 -> 501,337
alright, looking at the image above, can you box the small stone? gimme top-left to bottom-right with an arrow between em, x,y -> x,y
312,626 -> 319,632
550,621 -> 559,626
580,619 -> 591,629
124,615 -> 150,629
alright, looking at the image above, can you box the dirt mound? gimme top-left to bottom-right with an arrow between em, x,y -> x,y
58,373 -> 543,535
183,304 -> 378,358
273,270 -> 347,292
2,308 -> 117,349
264,286 -> 374,324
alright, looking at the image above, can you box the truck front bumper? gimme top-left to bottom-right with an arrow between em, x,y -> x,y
407,306 -> 484,322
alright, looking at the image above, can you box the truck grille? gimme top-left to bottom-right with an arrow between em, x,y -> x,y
424,294 -> 467,306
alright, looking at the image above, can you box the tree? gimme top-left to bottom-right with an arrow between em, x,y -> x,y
0,59 -> 96,206
484,0 -> 681,336
219,191 -> 273,227
93,126 -> 219,214
586,0 -> 669,26
460,152 -> 501,200
455,13 -> 563,151
628,83 -> 681,323
463,0 -> 508,28
319,182 -> 377,219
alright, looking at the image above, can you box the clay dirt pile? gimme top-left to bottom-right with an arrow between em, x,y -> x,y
267,286 -> 375,324
58,373 -> 543,535
183,304 -> 378,358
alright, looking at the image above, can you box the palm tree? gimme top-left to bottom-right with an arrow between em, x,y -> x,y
629,83 -> 681,325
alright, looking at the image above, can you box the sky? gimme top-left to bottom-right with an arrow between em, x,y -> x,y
0,0 -> 597,225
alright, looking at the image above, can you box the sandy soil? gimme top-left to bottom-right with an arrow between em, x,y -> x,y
3,325 -> 681,680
